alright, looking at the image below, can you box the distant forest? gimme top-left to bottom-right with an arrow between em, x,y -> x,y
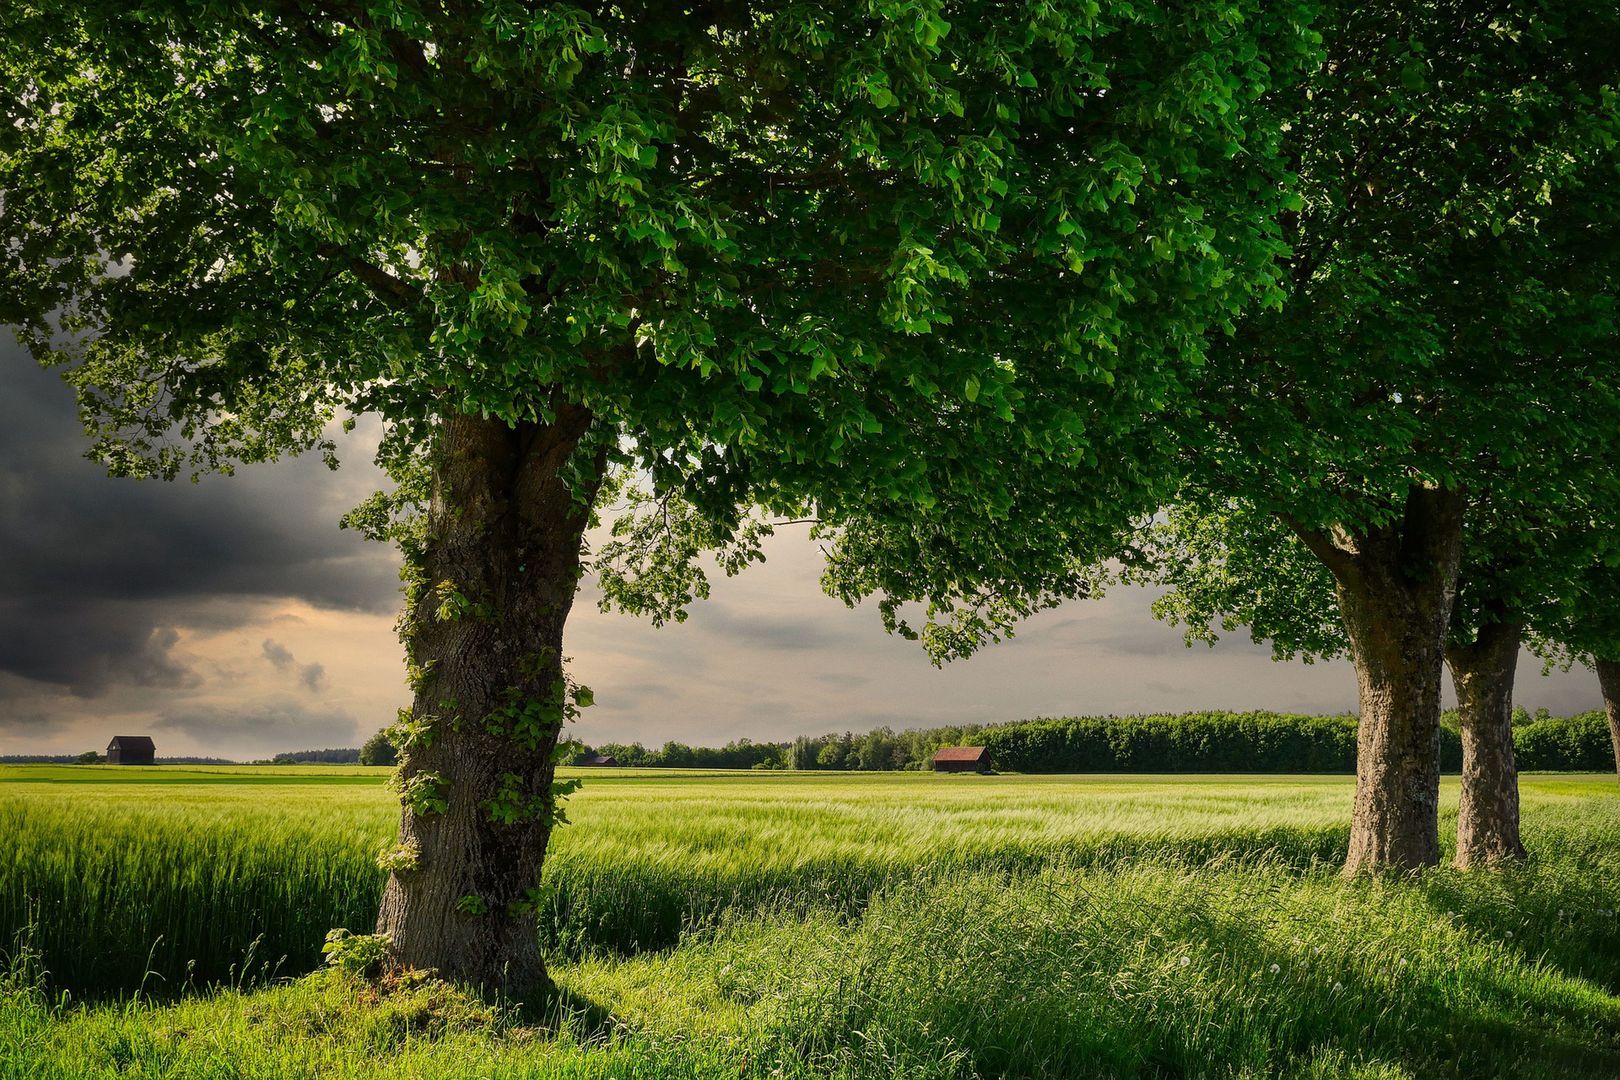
264,747 -> 361,765
575,708 -> 1615,775
10,707 -> 1609,773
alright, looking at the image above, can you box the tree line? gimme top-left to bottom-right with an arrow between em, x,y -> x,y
575,709 -> 1613,775
7,0 -> 1617,993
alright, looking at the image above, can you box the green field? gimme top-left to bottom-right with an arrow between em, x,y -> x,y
2,767 -> 1618,1078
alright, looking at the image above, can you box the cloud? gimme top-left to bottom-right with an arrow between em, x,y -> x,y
813,672 -> 871,689
261,637 -> 329,692
697,606 -> 842,651
262,639 -> 296,670
0,599 -> 200,697
121,626 -> 202,691
0,677 -> 56,730
0,338 -> 398,703
155,698 -> 360,756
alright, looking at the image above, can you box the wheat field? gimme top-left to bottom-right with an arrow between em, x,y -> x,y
2,767 -> 1618,1077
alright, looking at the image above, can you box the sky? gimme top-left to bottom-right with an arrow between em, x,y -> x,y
1,338 -> 1605,760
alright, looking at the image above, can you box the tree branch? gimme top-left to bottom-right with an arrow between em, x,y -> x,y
1280,513 -> 1359,583
318,245 -> 422,312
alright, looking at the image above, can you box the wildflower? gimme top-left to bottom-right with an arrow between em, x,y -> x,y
1332,981 -> 1343,993
1179,955 -> 1191,968
1269,963 -> 1281,975
1398,957 -> 1408,967
1505,930 -> 1514,938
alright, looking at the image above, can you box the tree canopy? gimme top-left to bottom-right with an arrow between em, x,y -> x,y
1179,0 -> 1620,540
4,0 -> 1310,525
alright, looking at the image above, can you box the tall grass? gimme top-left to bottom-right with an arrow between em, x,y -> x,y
1,767 -> 1365,995
690,859 -> 1620,1077
1,767 -> 1615,1003
5,856 -> 1618,1078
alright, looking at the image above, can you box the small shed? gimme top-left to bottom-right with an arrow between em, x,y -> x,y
106,735 -> 156,766
933,746 -> 991,774
580,754 -> 619,767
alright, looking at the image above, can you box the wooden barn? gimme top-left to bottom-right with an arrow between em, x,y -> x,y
106,735 -> 156,765
580,754 -> 619,767
932,746 -> 991,773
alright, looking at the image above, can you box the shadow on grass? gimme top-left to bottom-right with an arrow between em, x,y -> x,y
1413,862 -> 1620,995
509,977 -> 620,1044
739,860 -> 1620,1080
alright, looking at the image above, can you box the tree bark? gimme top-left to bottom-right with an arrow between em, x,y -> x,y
1598,657 -> 1620,784
375,406 -> 602,995
1447,618 -> 1527,868
1288,487 -> 1466,875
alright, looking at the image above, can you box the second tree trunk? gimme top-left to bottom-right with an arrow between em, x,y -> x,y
1447,618 -> 1527,868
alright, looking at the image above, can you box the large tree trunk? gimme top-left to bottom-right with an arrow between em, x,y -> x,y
1447,618 -> 1527,868
1289,487 -> 1466,876
375,406 -> 602,995
1598,657 -> 1620,784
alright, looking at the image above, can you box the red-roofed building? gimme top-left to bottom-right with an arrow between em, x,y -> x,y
932,746 -> 991,774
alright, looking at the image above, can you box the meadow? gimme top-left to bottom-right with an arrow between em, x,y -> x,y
2,766 -> 1618,1078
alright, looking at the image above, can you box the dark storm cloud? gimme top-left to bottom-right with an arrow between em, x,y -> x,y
0,676 -> 55,729
0,599 -> 200,698
0,338 -> 399,702
156,698 -> 360,755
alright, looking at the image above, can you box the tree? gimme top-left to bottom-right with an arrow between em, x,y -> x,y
1435,513 -> 1620,867
75,751 -> 101,765
789,736 -> 822,772
360,729 -> 399,768
1,1 -> 1313,991
817,737 -> 851,771
1118,0 -> 1620,874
